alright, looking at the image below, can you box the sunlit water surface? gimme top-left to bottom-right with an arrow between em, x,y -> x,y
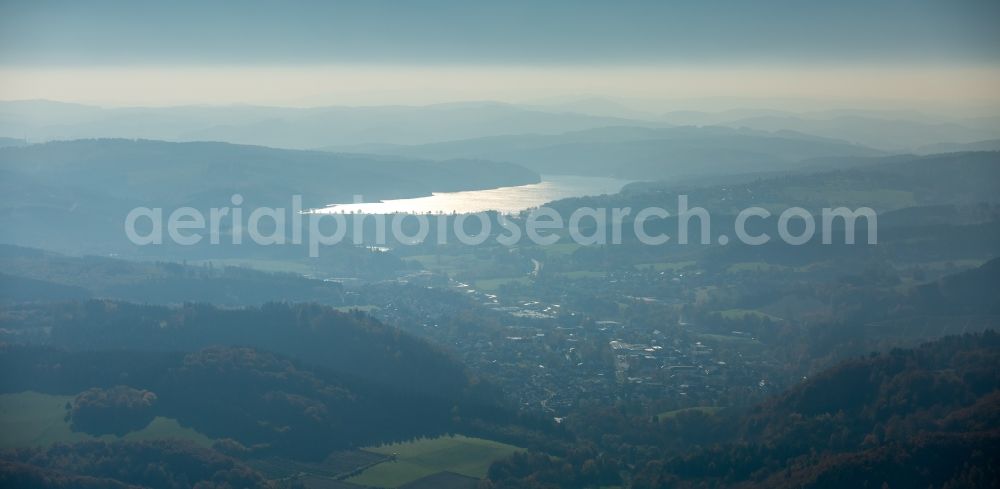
319,175 -> 631,214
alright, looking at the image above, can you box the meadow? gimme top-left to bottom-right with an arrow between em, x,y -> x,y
0,391 -> 212,449
345,435 -> 521,488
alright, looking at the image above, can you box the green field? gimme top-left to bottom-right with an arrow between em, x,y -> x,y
0,391 -> 213,448
657,406 -> 722,421
696,333 -> 763,347
346,435 -> 522,488
406,254 -> 463,275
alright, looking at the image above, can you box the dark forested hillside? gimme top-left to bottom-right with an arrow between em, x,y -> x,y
0,244 -> 349,306
914,256 -> 1000,315
0,344 -> 457,458
0,440 -> 276,489
0,300 -> 472,403
572,150 -> 1000,214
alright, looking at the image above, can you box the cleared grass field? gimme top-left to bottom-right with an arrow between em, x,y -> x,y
395,471 -> 478,489
346,435 -> 521,488
657,406 -> 722,421
0,391 -> 212,448
250,450 -> 389,481
696,333 -> 764,347
406,254 -> 463,275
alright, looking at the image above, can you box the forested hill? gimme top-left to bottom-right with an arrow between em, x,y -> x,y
0,300 -> 476,404
913,256 -> 1000,315
0,439 -> 276,489
713,331 -> 1000,488
0,344 -> 459,459
0,138 -> 539,209
576,150 -> 1000,214
0,244 -> 351,306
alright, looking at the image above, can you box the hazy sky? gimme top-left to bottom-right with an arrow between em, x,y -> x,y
1,0 -> 999,108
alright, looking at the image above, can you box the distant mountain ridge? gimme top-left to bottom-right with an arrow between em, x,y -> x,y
0,137 -> 27,148
716,114 -> 995,151
916,138 -> 1000,154
655,109 -> 1000,152
0,99 -> 671,148
5,99 -> 996,154
326,125 -> 883,179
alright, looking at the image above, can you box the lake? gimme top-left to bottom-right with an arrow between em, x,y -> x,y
319,175 -> 631,214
